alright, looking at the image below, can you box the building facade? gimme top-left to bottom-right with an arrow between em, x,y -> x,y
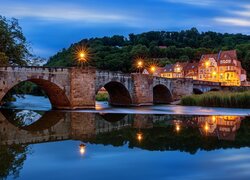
157,50 -> 247,86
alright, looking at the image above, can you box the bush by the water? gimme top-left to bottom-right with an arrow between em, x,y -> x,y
181,91 -> 250,108
96,92 -> 109,101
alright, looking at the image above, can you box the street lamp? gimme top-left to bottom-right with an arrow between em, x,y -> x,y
74,46 -> 90,68
137,60 -> 143,73
150,66 -> 156,75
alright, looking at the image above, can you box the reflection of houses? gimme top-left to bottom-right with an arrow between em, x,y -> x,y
197,116 -> 242,141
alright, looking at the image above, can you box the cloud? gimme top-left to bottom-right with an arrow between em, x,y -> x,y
214,4 -> 250,27
161,0 -> 216,6
0,3 -> 137,25
215,18 -> 250,27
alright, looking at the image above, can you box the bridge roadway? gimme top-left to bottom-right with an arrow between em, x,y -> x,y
0,66 -> 226,109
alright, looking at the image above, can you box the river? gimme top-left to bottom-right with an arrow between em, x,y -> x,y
1,95 -> 250,179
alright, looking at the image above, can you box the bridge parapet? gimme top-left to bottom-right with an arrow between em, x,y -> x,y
193,80 -> 221,86
0,66 -> 70,74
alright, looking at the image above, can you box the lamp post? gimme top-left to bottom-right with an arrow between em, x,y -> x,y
150,66 -> 156,76
137,60 -> 143,73
74,46 -> 90,68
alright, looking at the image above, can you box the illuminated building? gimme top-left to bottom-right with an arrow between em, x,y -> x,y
161,64 -> 174,78
198,54 -> 219,82
143,50 -> 248,86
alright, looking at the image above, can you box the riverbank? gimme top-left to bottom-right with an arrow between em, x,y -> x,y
181,91 -> 250,108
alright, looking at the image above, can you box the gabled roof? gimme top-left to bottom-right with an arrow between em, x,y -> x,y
200,53 -> 218,61
184,62 -> 199,71
163,64 -> 174,72
218,50 -> 237,60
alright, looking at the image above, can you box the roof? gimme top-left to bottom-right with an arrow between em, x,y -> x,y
200,53 -> 218,61
218,50 -> 237,60
163,64 -> 174,72
184,62 -> 199,71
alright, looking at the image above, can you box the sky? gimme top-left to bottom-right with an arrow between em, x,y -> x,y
0,0 -> 250,58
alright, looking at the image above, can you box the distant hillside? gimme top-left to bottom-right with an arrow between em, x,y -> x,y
45,28 -> 250,76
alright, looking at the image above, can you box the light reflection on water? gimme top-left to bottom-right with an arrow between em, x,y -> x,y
1,109 -> 250,179
1,96 -> 250,179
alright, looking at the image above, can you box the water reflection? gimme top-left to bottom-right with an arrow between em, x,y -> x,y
0,110 -> 249,150
1,109 -> 250,179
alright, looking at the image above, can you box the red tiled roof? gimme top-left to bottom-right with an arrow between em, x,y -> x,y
219,50 -> 237,60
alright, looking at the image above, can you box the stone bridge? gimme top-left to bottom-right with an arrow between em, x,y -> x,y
0,66 -> 224,109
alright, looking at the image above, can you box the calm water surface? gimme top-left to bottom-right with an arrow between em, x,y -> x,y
1,96 -> 250,180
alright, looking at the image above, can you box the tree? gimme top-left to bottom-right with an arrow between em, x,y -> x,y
0,16 -> 31,66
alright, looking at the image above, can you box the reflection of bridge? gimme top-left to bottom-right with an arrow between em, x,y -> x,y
0,66 -> 231,109
0,111 -> 243,145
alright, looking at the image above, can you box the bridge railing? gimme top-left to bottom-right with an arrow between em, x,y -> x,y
0,66 -> 70,72
193,80 -> 221,86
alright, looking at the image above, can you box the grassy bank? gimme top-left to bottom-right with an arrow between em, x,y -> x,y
181,91 -> 250,108
96,92 -> 109,101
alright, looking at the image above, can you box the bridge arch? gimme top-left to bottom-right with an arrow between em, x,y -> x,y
193,88 -> 203,94
153,84 -> 173,104
0,79 -> 71,109
209,88 -> 220,92
96,81 -> 132,106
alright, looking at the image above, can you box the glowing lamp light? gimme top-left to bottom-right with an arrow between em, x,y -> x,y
79,52 -> 85,59
138,61 -> 143,67
151,66 -> 156,72
212,116 -> 216,123
176,124 -> 181,132
205,61 -> 210,67
212,71 -> 217,75
137,132 -> 143,142
79,144 -> 86,155
204,122 -> 209,132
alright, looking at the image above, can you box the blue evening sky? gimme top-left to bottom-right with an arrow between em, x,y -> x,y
0,0 -> 250,58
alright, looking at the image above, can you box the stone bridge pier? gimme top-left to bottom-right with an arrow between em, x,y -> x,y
0,66 -> 197,109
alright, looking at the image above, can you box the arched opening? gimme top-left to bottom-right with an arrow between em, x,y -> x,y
98,113 -> 127,123
209,88 -> 220,92
96,81 -> 132,107
193,88 -> 203,94
0,109 -> 65,131
153,84 -> 173,104
1,79 -> 70,110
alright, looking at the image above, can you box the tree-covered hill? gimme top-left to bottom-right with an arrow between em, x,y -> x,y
46,28 -> 250,76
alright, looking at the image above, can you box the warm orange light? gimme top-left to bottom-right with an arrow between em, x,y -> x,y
205,61 -> 210,67
204,122 -> 209,132
79,144 -> 86,155
138,61 -> 143,67
74,45 -> 90,66
151,66 -> 156,72
79,52 -> 85,59
176,124 -> 181,132
137,132 -> 143,142
212,116 -> 216,123
212,71 -> 217,75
